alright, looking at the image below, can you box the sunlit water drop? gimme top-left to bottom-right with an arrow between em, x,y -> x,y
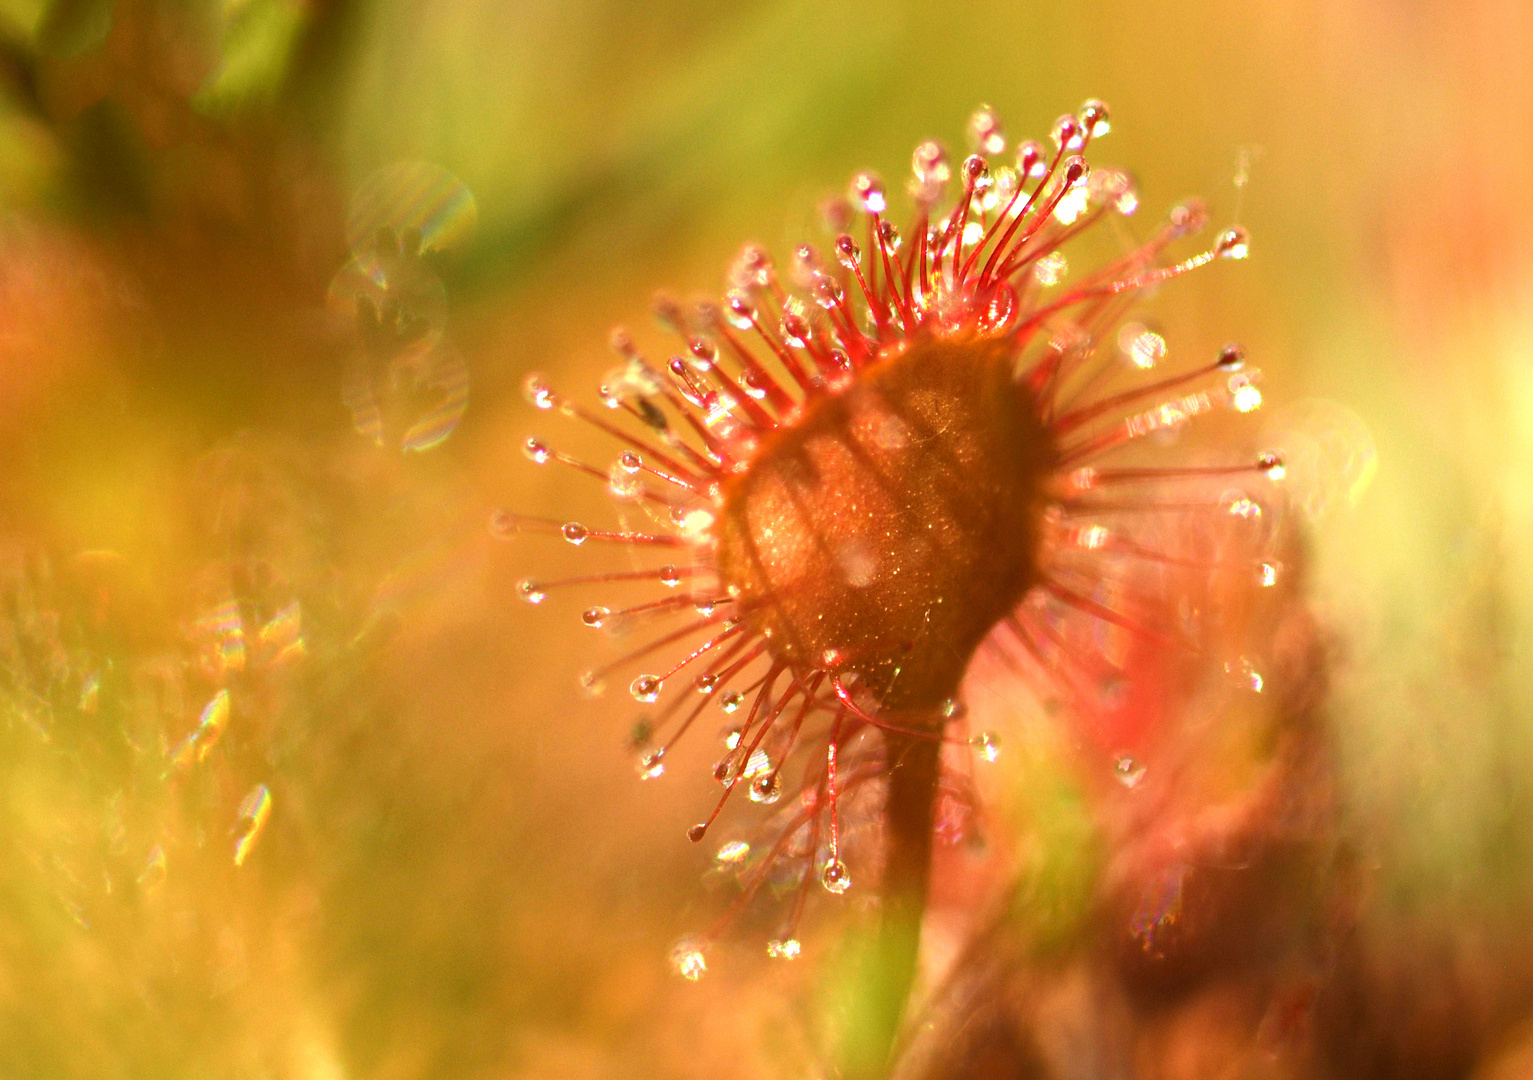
332,233 -> 467,453
346,161 -> 478,260
969,731 -> 1001,762
137,844 -> 167,890
171,688 -> 231,769
748,772 -> 783,804
820,858 -> 852,894
1260,399 -> 1378,521
232,783 -> 272,866
1114,755 -> 1147,788
259,601 -> 304,664
766,938 -> 802,960
715,840 -> 751,864
670,939 -> 707,981
1225,657 -> 1265,693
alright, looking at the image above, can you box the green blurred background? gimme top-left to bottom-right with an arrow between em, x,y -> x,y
2,0 -> 1531,1076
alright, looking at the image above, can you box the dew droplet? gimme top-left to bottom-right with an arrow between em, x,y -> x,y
978,283 -> 1016,334
1226,495 -> 1263,520
561,522 -> 589,545
346,161 -> 477,260
780,311 -> 811,348
833,234 -> 861,271
1232,381 -> 1264,413
1053,184 -> 1091,225
521,576 -> 551,603
1086,166 -> 1132,211
658,565 -> 682,588
812,275 -> 844,310
1015,139 -> 1047,180
716,840 -> 750,864
1052,113 -> 1086,151
670,940 -> 707,981
911,140 -> 952,191
940,698 -> 967,720
1114,755 -> 1147,788
766,938 -> 802,960
1215,225 -> 1250,260
719,691 -> 744,714
1169,200 -> 1210,236
1259,561 -> 1281,587
232,783 -> 272,866
820,196 -> 854,236
1076,524 -> 1110,549
1069,467 -> 1099,492
577,670 -> 606,697
1118,323 -> 1166,369
673,507 -> 715,541
967,105 -> 1006,156
1225,657 -> 1265,693
878,220 -> 902,253
637,750 -> 666,780
78,671 -> 101,714
138,844 -> 167,889
695,673 -> 720,695
723,289 -> 756,330
730,244 -> 776,290
609,326 -> 640,360
1257,451 -> 1286,479
617,450 -> 642,474
522,437 -> 551,464
850,172 -> 887,214
523,373 -> 556,410
581,606 -> 609,628
193,689 -> 231,764
1078,100 -> 1111,140
1035,251 -> 1068,287
687,823 -> 708,843
607,466 -> 642,500
969,731 -> 1001,762
1217,343 -> 1247,370
745,374 -> 776,410
630,675 -> 662,703
821,859 -> 852,894
749,772 -> 783,805
1259,399 -> 1378,520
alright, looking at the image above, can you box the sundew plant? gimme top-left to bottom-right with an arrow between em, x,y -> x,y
3,3 -> 1533,1078
506,99 -> 1284,1077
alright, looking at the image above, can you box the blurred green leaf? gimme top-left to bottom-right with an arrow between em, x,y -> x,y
34,0 -> 114,57
0,0 -> 48,36
193,0 -> 305,117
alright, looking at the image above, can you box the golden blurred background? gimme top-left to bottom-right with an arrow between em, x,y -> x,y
2,0 -> 1532,1076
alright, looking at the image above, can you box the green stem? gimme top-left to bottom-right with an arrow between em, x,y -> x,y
838,731 -> 941,1079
